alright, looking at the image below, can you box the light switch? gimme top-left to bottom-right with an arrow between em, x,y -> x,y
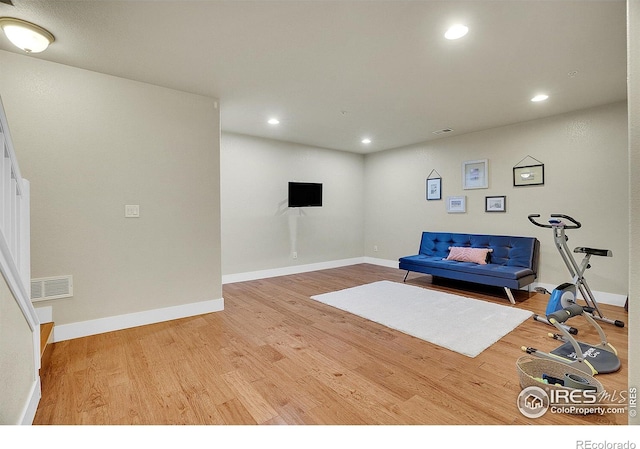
125,205 -> 140,218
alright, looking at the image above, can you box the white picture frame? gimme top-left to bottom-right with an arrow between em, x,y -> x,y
447,196 -> 466,213
463,159 -> 488,190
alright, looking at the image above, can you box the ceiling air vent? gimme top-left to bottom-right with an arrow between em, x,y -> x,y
31,275 -> 73,302
432,128 -> 453,135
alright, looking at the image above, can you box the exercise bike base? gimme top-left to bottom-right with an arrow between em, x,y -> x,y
589,314 -> 625,328
550,341 -> 621,374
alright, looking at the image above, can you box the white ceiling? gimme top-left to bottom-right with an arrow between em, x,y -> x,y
0,0 -> 628,154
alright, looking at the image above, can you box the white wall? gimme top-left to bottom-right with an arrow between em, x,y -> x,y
221,133 -> 364,275
364,102 -> 629,297
0,50 -> 222,329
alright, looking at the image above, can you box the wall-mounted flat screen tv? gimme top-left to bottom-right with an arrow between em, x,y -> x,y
288,182 -> 323,207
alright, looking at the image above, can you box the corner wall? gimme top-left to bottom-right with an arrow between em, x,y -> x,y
0,50 -> 222,330
364,102 -> 629,298
221,133 -> 364,276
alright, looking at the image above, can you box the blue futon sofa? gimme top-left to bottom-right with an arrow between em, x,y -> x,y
399,232 -> 540,304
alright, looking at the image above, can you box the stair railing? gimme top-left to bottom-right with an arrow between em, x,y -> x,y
0,96 -> 39,374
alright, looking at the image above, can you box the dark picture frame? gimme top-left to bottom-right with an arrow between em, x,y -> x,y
426,177 -> 442,200
513,164 -> 544,187
485,196 -> 506,212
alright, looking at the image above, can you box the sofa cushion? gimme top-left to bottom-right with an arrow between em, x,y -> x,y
445,246 -> 492,265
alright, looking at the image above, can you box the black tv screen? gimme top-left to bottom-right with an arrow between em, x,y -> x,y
288,182 -> 323,207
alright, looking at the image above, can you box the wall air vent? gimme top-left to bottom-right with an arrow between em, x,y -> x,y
31,275 -> 73,302
432,128 -> 453,135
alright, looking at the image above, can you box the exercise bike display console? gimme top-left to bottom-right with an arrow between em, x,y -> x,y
528,213 -> 624,329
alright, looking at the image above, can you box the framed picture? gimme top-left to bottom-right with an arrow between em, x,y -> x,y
463,159 -> 488,189
426,177 -> 442,200
485,195 -> 506,212
447,196 -> 466,213
513,164 -> 544,187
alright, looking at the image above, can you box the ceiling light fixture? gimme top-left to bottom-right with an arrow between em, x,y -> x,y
444,24 -> 468,40
0,17 -> 54,53
531,94 -> 549,102
267,118 -> 280,125
361,138 -> 372,144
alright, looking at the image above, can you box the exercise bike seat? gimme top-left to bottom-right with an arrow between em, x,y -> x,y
574,247 -> 612,257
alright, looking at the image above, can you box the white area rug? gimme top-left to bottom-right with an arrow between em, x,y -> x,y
310,280 -> 532,358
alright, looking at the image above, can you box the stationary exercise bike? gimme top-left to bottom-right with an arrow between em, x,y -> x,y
528,213 -> 624,329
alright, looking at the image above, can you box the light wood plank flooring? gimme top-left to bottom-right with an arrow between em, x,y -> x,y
33,264 -> 628,425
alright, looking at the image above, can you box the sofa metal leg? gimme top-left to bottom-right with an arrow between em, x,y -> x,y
403,271 -> 410,282
504,287 -> 516,305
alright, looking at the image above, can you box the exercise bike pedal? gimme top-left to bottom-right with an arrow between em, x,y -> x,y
549,332 -> 566,341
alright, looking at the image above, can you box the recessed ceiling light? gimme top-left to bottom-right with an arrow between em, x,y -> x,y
267,118 -> 280,125
531,94 -> 549,102
361,138 -> 372,144
0,17 -> 54,53
444,24 -> 468,40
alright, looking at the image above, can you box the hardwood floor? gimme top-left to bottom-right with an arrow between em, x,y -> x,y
33,264 -> 629,425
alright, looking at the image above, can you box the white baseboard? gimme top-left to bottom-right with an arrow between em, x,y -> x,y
222,257 -> 368,284
19,378 -> 41,425
363,257 -> 398,268
52,298 -> 224,343
531,282 -> 627,307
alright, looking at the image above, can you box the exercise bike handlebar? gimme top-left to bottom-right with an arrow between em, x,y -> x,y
528,213 -> 582,229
